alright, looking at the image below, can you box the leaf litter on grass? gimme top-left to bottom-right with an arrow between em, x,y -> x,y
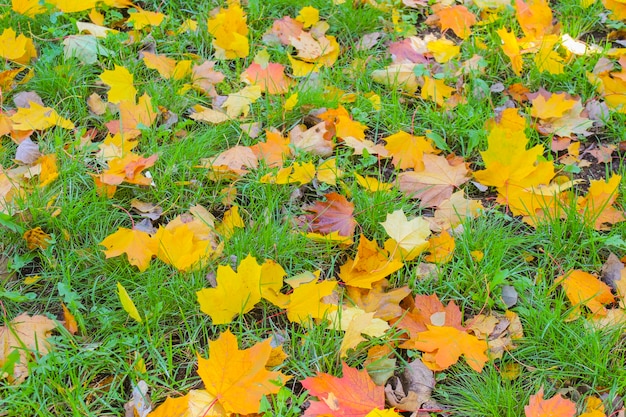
1,0 -> 626,415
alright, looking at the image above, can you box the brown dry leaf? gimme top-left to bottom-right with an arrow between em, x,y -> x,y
398,154 -> 470,208
0,313 -> 57,384
385,359 -> 435,413
346,280 -> 411,321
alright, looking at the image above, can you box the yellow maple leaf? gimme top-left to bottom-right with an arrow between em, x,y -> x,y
285,279 -> 337,323
196,255 -> 285,324
421,76 -> 455,106
260,161 -> 316,185
425,230 -> 455,264
474,125 -> 555,194
46,0 -> 97,13
10,102 -> 75,131
328,306 -> 390,356
100,227 -> 157,272
116,282 -> 142,323
577,175 -> 626,230
427,38 -> 460,63
412,325 -> 489,372
222,85 -> 262,118
11,0 -> 45,17
154,224 -> 212,272
127,8 -> 165,30
296,6 -> 320,28
381,209 -> 431,255
216,205 -> 244,239
354,173 -> 393,192
384,131 -> 438,171
534,35 -> 564,74
100,65 -> 137,104
339,235 -> 404,288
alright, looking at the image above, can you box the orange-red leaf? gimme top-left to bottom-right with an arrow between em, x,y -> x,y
302,362 -> 385,417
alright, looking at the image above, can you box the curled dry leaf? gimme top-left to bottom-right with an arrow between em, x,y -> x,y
385,358 -> 435,413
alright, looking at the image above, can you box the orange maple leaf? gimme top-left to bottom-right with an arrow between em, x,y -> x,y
302,362 -> 385,417
424,230 -> 455,264
514,0 -> 553,41
435,5 -> 477,40
99,153 -> 158,187
557,270 -> 614,317
411,325 -> 489,372
99,227 -> 157,272
525,387 -> 576,417
251,130 -> 292,168
197,330 -> 289,415
105,94 -> 158,139
304,192 -> 357,238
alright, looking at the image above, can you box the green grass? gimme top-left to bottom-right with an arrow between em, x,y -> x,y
1,0 -> 626,416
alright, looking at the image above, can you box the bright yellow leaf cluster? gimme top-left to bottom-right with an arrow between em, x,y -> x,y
207,3 -> 249,59
100,205 -> 223,272
196,255 -> 338,324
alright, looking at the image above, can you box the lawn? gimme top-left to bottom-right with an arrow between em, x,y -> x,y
1,0 -> 626,416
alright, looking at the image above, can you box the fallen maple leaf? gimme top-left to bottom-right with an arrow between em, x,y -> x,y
557,270 -> 614,317
328,307 -> 390,356
289,121 -> 335,156
347,280 -> 411,321
515,0 -> 553,40
412,325 -> 489,372
99,65 -> 136,104
207,3 -> 249,59
577,175 -> 626,230
381,209 -> 431,256
474,124 -> 555,197
154,224 -> 213,272
424,230 -> 455,264
304,192 -> 357,238
339,235 -> 404,289
100,227 -> 157,272
10,101 -> 75,131
435,5 -> 477,40
197,255 -> 284,324
0,28 -> 37,64
525,387 -> 576,417
198,330 -> 288,414
241,62 -> 294,94
398,154 -> 470,208
0,313 -> 57,384
127,8 -> 165,30
384,131 -> 438,171
397,293 -> 464,345
302,362 -> 385,417
284,278 -> 338,323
